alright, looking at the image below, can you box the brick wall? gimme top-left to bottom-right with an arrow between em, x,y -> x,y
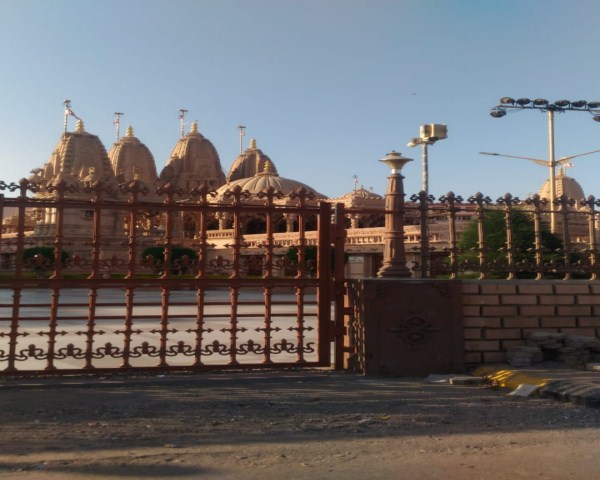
461,280 -> 600,364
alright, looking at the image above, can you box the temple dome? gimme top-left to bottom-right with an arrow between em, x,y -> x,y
216,161 -> 327,200
159,121 -> 225,190
332,186 -> 384,210
108,126 -> 157,186
538,168 -> 585,201
226,138 -> 278,182
338,186 -> 383,201
35,120 -> 116,189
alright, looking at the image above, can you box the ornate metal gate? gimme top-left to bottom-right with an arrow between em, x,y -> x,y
0,180 -> 346,376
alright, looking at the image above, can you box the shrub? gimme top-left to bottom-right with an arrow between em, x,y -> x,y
141,246 -> 198,274
23,247 -> 69,267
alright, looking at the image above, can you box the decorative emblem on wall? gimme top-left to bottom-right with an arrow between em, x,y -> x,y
388,314 -> 440,349
375,284 -> 391,298
431,282 -> 451,297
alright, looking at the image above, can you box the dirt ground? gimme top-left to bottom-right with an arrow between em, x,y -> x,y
1,370 -> 599,480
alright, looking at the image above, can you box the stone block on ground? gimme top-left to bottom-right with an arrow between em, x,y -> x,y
507,346 -> 543,367
586,363 -> 600,372
449,376 -> 485,385
527,332 -> 566,348
564,335 -> 600,351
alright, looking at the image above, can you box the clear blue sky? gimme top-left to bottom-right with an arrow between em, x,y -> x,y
2,0 -> 600,200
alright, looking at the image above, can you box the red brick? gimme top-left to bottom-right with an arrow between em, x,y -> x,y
483,351 -> 507,362
577,318 -> 600,327
554,284 -> 590,295
575,295 -> 600,305
462,305 -> 481,316
463,317 -> 502,328
503,318 -> 540,328
501,339 -> 527,349
482,306 -> 518,316
557,306 -> 592,316
464,352 -> 482,363
517,283 -> 554,294
461,283 -> 480,294
465,340 -> 500,351
518,306 -> 555,316
501,295 -> 538,305
590,284 -> 600,295
523,328 -> 559,336
539,295 -> 574,305
560,328 -> 596,336
484,329 -> 523,340
463,295 -> 500,305
540,317 -> 576,328
480,283 -> 517,294
464,328 -> 482,339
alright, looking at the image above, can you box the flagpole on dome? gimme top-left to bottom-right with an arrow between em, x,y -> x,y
178,109 -> 188,138
114,112 -> 124,141
63,99 -> 71,134
63,99 -> 81,133
237,125 -> 246,154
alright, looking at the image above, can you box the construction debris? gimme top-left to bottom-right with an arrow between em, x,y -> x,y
504,332 -> 600,368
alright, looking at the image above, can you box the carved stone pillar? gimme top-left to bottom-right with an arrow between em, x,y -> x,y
216,212 -> 229,230
283,213 -> 297,233
377,151 -> 413,278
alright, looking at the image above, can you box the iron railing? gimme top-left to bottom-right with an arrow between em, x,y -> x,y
405,191 -> 600,280
0,179 -> 346,375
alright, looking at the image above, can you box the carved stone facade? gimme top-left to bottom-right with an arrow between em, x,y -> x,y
1,118 -> 594,279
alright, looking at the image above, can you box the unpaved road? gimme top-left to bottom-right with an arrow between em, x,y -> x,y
1,370 -> 599,479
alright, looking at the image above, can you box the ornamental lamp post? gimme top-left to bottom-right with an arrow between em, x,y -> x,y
488,97 -> 600,233
377,151 -> 413,278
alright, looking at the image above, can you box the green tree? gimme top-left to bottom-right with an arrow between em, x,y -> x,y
458,209 -> 562,276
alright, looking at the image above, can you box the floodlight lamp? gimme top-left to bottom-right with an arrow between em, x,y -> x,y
593,115 -> 600,122
490,108 -> 506,118
588,102 -> 600,109
555,99 -> 570,107
533,98 -> 549,106
571,100 -> 587,108
407,138 -> 421,147
500,97 -> 515,105
516,98 -> 531,106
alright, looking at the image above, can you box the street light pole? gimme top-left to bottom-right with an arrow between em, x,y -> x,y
421,142 -> 429,194
489,97 -> 600,233
548,109 -> 557,232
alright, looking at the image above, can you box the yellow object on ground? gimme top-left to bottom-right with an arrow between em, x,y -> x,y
473,365 -> 549,390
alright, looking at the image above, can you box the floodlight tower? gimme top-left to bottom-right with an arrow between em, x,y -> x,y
407,124 -> 447,195
489,97 -> 600,233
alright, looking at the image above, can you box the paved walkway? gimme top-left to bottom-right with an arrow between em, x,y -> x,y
2,361 -> 600,407
1,366 -> 600,479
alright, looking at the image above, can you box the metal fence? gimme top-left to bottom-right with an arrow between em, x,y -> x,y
0,179 -> 346,376
405,191 -> 600,280
2,174 -> 599,375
